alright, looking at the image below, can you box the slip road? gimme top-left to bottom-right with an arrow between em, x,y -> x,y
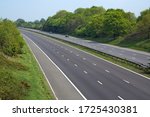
21,29 -> 150,100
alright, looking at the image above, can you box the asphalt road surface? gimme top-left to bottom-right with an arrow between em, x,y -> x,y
21,29 -> 150,100
23,28 -> 150,67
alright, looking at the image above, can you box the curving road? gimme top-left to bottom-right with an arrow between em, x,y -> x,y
21,29 -> 150,100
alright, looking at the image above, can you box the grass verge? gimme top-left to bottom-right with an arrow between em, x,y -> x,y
0,39 -> 55,100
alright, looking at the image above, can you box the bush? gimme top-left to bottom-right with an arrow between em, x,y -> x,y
0,20 -> 24,56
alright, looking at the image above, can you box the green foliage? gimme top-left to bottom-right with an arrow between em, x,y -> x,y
0,54 -> 30,100
0,20 -> 24,56
16,18 -> 46,30
42,6 -> 136,39
103,9 -> 135,38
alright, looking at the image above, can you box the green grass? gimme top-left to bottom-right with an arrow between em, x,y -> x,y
85,36 -> 150,52
0,40 -> 55,100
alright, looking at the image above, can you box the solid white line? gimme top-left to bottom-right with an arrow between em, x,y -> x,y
118,96 -> 124,100
93,63 -> 97,66
74,64 -> 78,67
83,58 -> 86,60
97,81 -> 103,85
84,71 -> 88,74
23,34 -> 58,100
105,70 -> 110,73
123,80 -> 130,84
23,34 -> 87,100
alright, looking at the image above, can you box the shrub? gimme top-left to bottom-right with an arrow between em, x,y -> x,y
0,20 -> 24,56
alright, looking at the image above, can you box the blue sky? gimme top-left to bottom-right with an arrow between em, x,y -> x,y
0,0 -> 150,21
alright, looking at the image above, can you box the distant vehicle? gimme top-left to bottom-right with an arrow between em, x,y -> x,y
65,35 -> 69,37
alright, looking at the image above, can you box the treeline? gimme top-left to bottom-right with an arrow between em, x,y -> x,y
16,18 -> 46,30
43,6 -> 137,39
0,19 -> 24,56
16,6 -> 150,40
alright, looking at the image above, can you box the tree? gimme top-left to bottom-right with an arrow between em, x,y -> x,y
137,9 -> 150,39
103,9 -> 135,38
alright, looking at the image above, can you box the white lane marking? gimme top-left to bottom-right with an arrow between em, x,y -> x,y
93,63 -> 97,66
84,71 -> 88,74
67,59 -> 70,61
123,79 -> 130,84
83,58 -> 86,60
70,51 -> 73,53
23,35 -> 58,100
97,81 -> 103,85
74,64 -> 78,67
105,70 -> 110,73
76,54 -> 79,56
118,96 -> 124,100
24,35 -> 87,100
61,55 -> 64,57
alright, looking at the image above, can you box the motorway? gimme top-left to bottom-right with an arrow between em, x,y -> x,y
24,28 -> 150,67
21,29 -> 150,100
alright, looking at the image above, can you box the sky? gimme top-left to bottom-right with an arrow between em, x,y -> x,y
0,0 -> 150,21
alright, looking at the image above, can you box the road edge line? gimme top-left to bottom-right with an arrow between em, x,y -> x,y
23,34 -> 58,100
23,34 -> 87,100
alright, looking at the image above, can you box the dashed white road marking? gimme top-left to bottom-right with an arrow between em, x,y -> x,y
118,96 -> 124,100
83,58 -> 86,60
74,64 -> 78,67
84,71 -> 88,74
67,59 -> 70,61
70,51 -> 73,53
105,70 -> 110,73
61,55 -> 64,57
93,63 -> 97,66
123,79 -> 130,84
97,81 -> 103,85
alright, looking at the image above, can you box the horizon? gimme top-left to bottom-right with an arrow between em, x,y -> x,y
0,0 -> 150,21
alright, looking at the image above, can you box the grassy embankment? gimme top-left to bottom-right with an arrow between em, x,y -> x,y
85,35 -> 150,52
0,41 -> 55,100
0,20 -> 54,100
